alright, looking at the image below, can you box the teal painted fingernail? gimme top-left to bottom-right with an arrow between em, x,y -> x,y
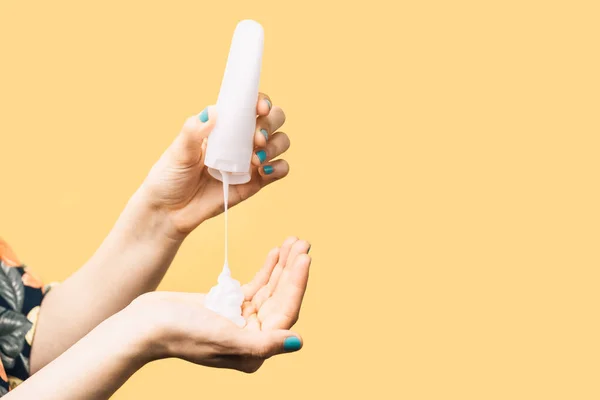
263,165 -> 274,175
199,108 -> 209,123
260,129 -> 269,141
264,99 -> 272,110
256,150 -> 267,163
283,336 -> 302,352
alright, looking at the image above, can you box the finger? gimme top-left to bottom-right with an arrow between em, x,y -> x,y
266,240 -> 309,305
259,240 -> 310,328
266,106 -> 286,131
278,236 -> 300,267
255,106 -> 285,143
233,330 -> 303,359
242,247 -> 280,299
253,126 -> 270,148
242,300 -> 257,318
271,239 -> 310,296
256,92 -> 272,117
253,105 -> 284,148
244,313 -> 261,331
252,237 -> 298,310
261,236 -> 299,300
252,132 -> 291,166
170,106 -> 216,166
267,254 -> 311,330
258,159 -> 289,185
199,137 -> 208,165
250,285 -> 271,311
285,240 -> 311,271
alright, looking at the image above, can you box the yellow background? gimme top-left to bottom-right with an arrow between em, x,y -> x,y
1,0 -> 599,398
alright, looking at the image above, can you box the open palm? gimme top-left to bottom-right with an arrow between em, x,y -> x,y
238,237 -> 311,368
131,237 -> 311,373
242,237 -> 311,329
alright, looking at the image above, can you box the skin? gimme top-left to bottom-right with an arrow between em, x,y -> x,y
5,237 -> 311,400
30,93 -> 300,373
146,93 -> 291,235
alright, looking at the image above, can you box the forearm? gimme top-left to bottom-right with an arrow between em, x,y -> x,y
31,189 -> 183,371
5,310 -> 149,400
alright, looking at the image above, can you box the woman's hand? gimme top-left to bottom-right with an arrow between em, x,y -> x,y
9,238 -> 311,400
140,93 -> 291,240
128,237 -> 311,373
242,236 -> 311,331
128,292 -> 302,373
29,95 -> 292,373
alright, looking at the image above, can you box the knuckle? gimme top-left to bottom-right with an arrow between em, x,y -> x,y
276,159 -> 290,176
293,239 -> 310,253
285,236 -> 299,244
250,344 -> 270,359
280,133 -> 291,151
291,311 -> 300,326
268,247 -> 281,258
274,158 -> 289,168
260,117 -> 272,131
268,132 -> 290,152
274,106 -> 286,124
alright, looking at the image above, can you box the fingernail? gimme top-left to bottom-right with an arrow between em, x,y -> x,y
256,150 -> 267,163
263,165 -> 274,175
283,336 -> 302,352
307,245 -> 311,254
199,108 -> 209,123
264,99 -> 272,110
260,128 -> 269,141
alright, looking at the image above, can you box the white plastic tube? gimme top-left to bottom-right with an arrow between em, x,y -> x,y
204,20 -> 264,185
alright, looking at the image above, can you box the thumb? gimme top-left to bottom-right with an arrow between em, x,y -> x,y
236,330 -> 303,359
170,106 -> 216,166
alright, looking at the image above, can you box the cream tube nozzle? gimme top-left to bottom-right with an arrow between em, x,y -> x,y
205,20 -> 264,185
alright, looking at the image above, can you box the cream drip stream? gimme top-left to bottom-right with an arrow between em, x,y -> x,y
223,172 -> 230,273
204,172 -> 246,327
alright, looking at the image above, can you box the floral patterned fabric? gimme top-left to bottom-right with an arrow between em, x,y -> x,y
0,238 -> 49,395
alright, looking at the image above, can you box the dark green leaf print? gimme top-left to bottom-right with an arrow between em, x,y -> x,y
19,353 -> 29,375
0,307 -> 31,370
0,262 -> 25,312
0,239 -> 49,395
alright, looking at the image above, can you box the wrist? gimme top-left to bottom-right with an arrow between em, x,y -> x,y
114,188 -> 187,247
92,308 -> 156,368
119,297 -> 171,362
